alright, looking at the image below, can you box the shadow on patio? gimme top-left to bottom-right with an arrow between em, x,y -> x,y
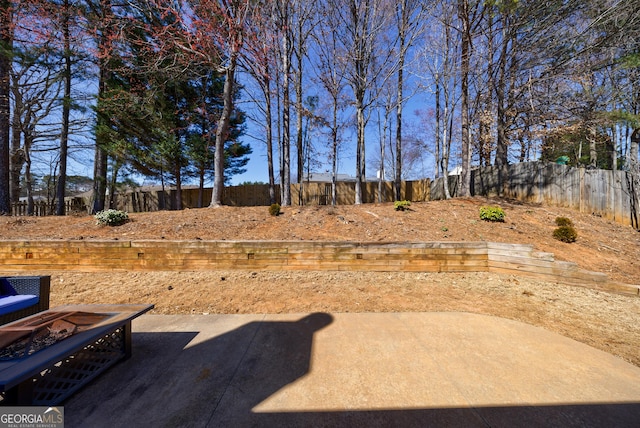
64,312 -> 640,427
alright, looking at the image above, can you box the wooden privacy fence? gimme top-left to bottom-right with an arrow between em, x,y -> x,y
113,184 -> 277,211
10,198 -> 86,216
9,162 -> 640,230
113,179 -> 432,212
291,180 -> 431,206
431,162 -> 639,228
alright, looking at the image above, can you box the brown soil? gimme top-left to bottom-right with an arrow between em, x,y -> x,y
2,197 -> 640,367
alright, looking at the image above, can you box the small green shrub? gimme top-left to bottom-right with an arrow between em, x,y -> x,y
269,203 -> 281,216
394,200 -> 411,211
555,216 -> 573,227
95,209 -> 129,226
479,206 -> 505,222
553,225 -> 578,243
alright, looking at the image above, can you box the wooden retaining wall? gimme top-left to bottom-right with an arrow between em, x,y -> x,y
0,240 -> 637,296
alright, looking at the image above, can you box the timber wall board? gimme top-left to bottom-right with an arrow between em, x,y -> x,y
0,240 -> 637,296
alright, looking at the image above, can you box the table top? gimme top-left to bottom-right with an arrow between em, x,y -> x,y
0,303 -> 154,390
40,304 -> 154,326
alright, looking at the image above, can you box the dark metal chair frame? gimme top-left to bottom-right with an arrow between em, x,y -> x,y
0,276 -> 51,326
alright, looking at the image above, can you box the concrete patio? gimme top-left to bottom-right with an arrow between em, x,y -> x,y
64,312 -> 640,427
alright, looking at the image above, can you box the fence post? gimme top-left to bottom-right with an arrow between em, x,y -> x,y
579,167 -> 585,213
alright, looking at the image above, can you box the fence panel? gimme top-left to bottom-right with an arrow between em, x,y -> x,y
432,161 -> 638,228
10,199 -> 86,216
407,179 -> 431,202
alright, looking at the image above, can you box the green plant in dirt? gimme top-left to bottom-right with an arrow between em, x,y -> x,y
553,225 -> 578,243
555,216 -> 573,227
479,206 -> 505,222
95,209 -> 129,226
269,203 -> 281,216
394,200 -> 411,211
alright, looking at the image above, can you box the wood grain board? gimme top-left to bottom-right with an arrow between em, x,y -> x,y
0,240 -> 637,296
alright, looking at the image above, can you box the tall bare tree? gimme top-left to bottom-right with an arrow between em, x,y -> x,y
393,0 -> 426,200
199,0 -> 252,207
55,0 -> 73,215
10,49 -> 64,214
87,0 -> 115,213
329,0 -> 393,204
292,0 -> 315,195
456,0 -> 484,198
419,1 -> 458,199
311,3 -> 348,205
273,0 -> 293,206
0,0 -> 12,214
242,3 -> 279,204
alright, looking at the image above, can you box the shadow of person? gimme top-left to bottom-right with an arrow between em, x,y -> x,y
64,313 -> 334,427
206,312 -> 334,426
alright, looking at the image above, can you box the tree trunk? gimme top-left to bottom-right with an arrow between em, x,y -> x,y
174,163 -> 182,210
434,74 -> 441,180
458,0 -> 472,198
442,102 -> 452,200
395,63 -> 403,201
589,124 -> 597,167
25,151 -> 33,215
107,162 -> 119,209
56,0 -> 72,215
630,128 -> 639,165
355,93 -> 365,204
281,27 -> 292,206
495,99 -> 508,195
494,17 -> 511,196
92,0 -> 112,214
395,0 -> 409,201
378,109 -> 385,203
295,19 -> 304,190
629,128 -> 639,229
210,60 -> 236,207
198,172 -> 204,208
9,87 -> 22,204
0,0 -> 12,214
481,12 -> 495,169
264,78 -> 276,205
92,144 -> 108,213
495,73 -> 508,194
331,92 -> 339,206
276,75 -> 284,203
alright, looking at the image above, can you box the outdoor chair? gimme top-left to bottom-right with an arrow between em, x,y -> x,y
0,276 -> 51,325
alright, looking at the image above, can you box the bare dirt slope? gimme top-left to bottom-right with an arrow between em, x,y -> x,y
2,197 -> 640,366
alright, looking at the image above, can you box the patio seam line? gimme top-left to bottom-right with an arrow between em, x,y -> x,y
205,314 -> 267,427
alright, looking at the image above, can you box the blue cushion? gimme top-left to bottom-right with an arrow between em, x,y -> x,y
0,278 -> 17,297
0,295 -> 39,315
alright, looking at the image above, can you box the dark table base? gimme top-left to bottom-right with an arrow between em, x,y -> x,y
0,304 -> 153,406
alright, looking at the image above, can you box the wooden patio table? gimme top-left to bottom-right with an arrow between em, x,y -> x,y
0,303 -> 153,405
